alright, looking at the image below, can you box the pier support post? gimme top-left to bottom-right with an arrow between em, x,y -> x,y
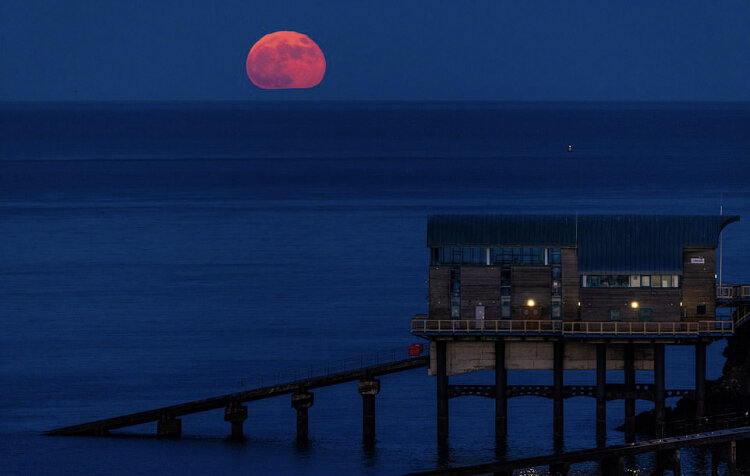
600,456 -> 624,476
291,391 -> 314,442
672,449 -> 682,476
729,440 -> 738,476
553,339 -> 564,444
711,447 -> 720,476
359,379 -> 380,445
624,343 -> 636,443
224,401 -> 248,439
695,340 -> 706,420
495,340 -> 507,439
157,414 -> 182,438
549,461 -> 569,476
654,343 -> 666,438
596,343 -> 607,446
436,340 -> 449,443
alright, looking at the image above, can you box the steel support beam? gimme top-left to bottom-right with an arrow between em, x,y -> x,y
596,343 -> 607,446
224,401 -> 248,439
624,343 -> 636,443
553,340 -> 564,443
156,414 -> 181,438
654,343 -> 666,438
696,340 -> 706,419
359,379 -> 380,445
436,340 -> 449,443
291,391 -> 314,442
495,340 -> 507,439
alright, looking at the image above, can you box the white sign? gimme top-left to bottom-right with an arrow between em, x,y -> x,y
691,257 -> 705,264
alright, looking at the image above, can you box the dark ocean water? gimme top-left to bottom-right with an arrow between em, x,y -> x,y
1,102 -> 749,475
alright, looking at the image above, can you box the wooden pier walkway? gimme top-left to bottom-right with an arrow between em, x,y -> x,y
405,425 -> 750,476
46,354 -> 429,440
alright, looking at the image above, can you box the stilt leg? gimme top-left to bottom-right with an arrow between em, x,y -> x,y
436,341 -> 449,443
495,340 -> 507,439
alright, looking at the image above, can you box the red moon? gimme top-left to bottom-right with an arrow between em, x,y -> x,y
246,31 -> 326,89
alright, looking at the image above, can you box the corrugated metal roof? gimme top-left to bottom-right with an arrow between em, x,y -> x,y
427,214 -> 739,273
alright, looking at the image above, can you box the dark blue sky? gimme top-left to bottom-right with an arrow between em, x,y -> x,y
1,0 -> 749,101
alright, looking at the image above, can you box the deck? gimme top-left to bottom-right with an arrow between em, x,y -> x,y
413,284 -> 750,338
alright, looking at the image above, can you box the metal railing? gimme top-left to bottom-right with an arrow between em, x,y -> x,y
236,345 -> 426,391
666,412 -> 750,437
411,318 -> 735,336
717,284 -> 750,299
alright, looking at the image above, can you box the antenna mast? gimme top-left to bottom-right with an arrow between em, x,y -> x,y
719,199 -> 723,290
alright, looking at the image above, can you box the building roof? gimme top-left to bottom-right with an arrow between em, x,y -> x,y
427,214 -> 739,273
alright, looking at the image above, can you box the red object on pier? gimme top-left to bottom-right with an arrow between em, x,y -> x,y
409,343 -> 424,356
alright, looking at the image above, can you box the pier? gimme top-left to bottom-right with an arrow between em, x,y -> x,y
406,421 -> 750,476
45,214 -> 750,474
46,354 -> 429,441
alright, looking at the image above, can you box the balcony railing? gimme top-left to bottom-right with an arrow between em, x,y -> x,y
717,284 -> 750,299
411,318 -> 735,337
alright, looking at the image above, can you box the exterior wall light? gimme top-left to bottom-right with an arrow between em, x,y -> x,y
577,301 -> 581,307
527,299 -> 536,307
631,301 -> 639,309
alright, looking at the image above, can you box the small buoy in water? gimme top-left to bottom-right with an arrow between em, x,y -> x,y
568,144 -> 573,153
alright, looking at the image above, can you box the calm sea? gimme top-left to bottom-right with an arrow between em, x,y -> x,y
1,102 -> 749,475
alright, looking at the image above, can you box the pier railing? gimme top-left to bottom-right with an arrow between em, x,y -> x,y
717,283 -> 750,300
411,317 -> 735,337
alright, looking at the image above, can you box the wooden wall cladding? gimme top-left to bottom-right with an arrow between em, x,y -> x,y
428,266 -> 450,319
580,288 -> 680,321
682,248 -> 716,319
511,266 -> 551,319
460,267 -> 502,319
561,247 -> 579,321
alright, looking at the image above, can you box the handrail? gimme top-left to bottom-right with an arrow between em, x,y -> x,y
411,318 -> 736,336
717,283 -> 750,299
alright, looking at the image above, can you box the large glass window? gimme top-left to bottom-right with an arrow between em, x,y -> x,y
432,247 -> 487,265
582,274 -> 680,288
450,268 -> 461,319
491,247 -> 544,265
550,248 -> 562,264
551,300 -> 562,319
433,246 -> 557,266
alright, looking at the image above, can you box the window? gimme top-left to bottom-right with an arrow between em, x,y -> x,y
551,280 -> 562,297
450,268 -> 461,319
551,301 -> 562,319
609,308 -> 622,321
581,274 -> 679,288
433,247 -> 487,265
697,304 -> 706,316
491,247 -> 544,265
550,248 -> 561,264
501,300 -> 511,319
639,308 -> 653,321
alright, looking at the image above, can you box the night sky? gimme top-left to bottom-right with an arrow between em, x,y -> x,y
1,0 -> 749,101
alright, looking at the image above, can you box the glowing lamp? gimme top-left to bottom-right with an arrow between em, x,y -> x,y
527,299 -> 536,307
631,301 -> 639,309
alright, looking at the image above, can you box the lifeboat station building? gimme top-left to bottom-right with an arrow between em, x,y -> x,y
411,214 -> 749,443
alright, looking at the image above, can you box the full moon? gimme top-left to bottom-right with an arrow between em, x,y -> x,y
246,31 -> 326,89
